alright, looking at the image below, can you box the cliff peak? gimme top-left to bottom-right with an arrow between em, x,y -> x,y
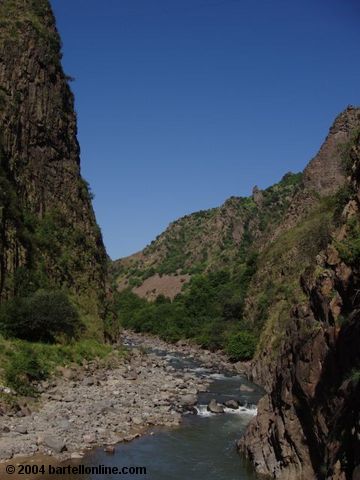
303,105 -> 360,195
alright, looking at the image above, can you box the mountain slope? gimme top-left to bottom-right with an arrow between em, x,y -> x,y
112,106 -> 360,477
0,0 -> 107,336
238,129 -> 360,480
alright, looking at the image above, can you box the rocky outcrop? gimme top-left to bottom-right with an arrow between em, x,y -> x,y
0,0 -> 107,331
303,106 -> 360,195
238,132 -> 360,479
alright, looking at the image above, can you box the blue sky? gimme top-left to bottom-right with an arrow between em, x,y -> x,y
51,0 -> 360,260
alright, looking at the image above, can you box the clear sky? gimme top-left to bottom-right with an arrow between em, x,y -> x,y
50,0 -> 360,260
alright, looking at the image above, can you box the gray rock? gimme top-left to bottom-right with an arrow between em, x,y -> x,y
180,394 -> 197,407
15,425 -> 28,434
83,433 -> 96,444
225,399 -> 239,409
83,377 -> 95,386
131,416 -> 143,426
58,419 -> 70,431
104,445 -> 115,454
44,436 -> 67,453
207,399 -> 224,414
71,452 -> 84,459
239,384 -> 254,393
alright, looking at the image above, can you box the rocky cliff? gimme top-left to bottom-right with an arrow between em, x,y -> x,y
238,132 -> 360,479
113,106 -> 360,478
113,107 -> 360,329
0,0 -> 107,335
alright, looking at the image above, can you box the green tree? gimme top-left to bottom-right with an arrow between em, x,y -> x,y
0,290 -> 83,343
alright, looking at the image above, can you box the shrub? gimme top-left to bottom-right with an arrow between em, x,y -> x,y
4,344 -> 46,395
0,290 -> 83,343
336,218 -> 360,265
225,331 -> 257,361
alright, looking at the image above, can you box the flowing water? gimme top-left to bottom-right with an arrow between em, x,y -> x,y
30,343 -> 263,480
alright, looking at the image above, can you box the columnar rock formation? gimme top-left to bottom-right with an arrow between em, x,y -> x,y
0,0 -> 107,333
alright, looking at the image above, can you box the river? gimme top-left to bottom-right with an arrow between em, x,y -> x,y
10,340 -> 263,480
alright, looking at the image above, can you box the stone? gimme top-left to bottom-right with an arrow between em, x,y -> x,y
44,436 -> 67,453
15,425 -> 28,434
104,446 -> 115,454
131,416 -> 143,426
57,367 -> 76,380
83,377 -> 95,387
71,452 -> 84,459
83,433 -> 96,444
180,394 -> 197,407
239,384 -> 254,393
58,419 -> 70,431
207,399 -> 224,414
225,399 -> 239,409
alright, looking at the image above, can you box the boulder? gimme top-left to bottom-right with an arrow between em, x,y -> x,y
207,399 -> 224,414
83,377 -> 95,386
83,433 -> 96,444
58,419 -> 70,431
180,394 -> 197,407
44,436 -> 67,453
131,416 -> 143,426
57,366 -> 76,380
104,446 -> 115,454
71,452 -> 84,459
239,384 -> 254,393
225,399 -> 239,409
15,425 -> 28,434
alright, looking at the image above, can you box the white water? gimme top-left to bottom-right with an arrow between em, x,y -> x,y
195,404 -> 258,418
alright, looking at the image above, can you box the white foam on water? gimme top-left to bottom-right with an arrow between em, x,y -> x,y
194,405 -> 215,417
208,373 -> 228,380
190,367 -> 210,373
165,354 -> 177,361
194,404 -> 257,418
224,405 -> 258,416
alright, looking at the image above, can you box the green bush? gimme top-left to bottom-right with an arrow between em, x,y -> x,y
0,290 -> 83,343
336,218 -> 360,265
115,259 -> 259,355
225,331 -> 257,361
4,344 -> 46,395
0,337 -> 118,396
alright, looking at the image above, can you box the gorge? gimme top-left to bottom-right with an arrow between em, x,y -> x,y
0,1 -> 359,479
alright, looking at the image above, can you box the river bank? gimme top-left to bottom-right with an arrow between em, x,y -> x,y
0,331 -> 263,480
0,340 -> 211,463
121,330 -> 250,374
0,331 -> 253,464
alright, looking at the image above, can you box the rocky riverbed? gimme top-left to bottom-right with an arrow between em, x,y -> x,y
121,330 -> 249,375
0,340 -> 212,462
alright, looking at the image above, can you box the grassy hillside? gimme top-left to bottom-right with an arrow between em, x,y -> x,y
112,108 -> 360,362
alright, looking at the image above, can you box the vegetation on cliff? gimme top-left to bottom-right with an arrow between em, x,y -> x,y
115,253 -> 257,359
239,124 -> 360,480
113,107 -> 360,368
0,0 -> 110,395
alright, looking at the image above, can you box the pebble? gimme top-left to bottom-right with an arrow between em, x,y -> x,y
0,332 -> 212,462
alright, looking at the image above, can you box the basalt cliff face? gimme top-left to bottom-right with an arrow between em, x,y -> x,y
0,0 -> 107,334
239,132 -> 360,479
